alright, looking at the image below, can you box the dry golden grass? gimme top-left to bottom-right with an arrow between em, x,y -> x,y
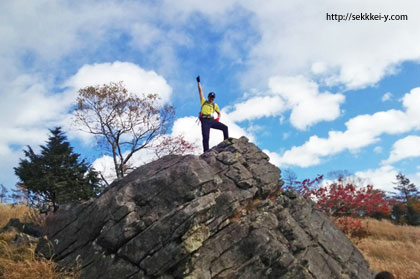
0,203 -> 79,279
351,218 -> 420,279
0,237 -> 58,279
0,204 -> 32,228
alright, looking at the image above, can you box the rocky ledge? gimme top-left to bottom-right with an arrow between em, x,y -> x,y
37,137 -> 375,279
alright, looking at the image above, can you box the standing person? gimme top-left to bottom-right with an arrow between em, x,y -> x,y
196,75 -> 229,152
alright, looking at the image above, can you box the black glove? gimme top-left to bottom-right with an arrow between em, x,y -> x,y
196,75 -> 200,83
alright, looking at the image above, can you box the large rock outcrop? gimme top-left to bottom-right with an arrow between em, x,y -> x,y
37,137 -> 375,279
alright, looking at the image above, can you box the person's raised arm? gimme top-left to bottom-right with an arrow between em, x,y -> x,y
197,76 -> 204,101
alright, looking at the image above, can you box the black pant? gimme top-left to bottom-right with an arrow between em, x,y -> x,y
200,118 -> 229,152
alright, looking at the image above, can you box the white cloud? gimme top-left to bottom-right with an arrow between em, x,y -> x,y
0,74 -> 73,188
92,155 -> 117,185
227,96 -> 286,122
4,0 -> 420,131
4,0 -> 190,60
0,0 -> 190,90
4,0 -> 420,92
0,73 -> 72,159
1,75 -> 63,126
382,92 -> 393,102
0,0 -> 144,64
156,0 -> 420,90
411,171 -> 420,189
161,0 -> 239,23
383,135 -> 420,164
246,124 -> 265,136
61,113 -> 96,146
269,76 -> 345,130
354,165 -> 420,193
0,61 -> 173,153
226,75 -> 345,130
0,148 -> 21,189
129,23 -> 165,51
171,117 -> 205,150
374,146 -> 383,154
92,147 -> 159,185
241,0 -> 420,90
311,62 -> 328,75
354,165 -> 398,193
270,87 -> 420,167
65,61 -> 173,104
263,149 -> 289,168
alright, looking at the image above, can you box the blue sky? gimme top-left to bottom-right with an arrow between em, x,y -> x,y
1,0 -> 420,193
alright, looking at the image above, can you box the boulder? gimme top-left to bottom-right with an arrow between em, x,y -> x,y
13,232 -> 40,246
2,218 -> 44,237
37,137 -> 375,279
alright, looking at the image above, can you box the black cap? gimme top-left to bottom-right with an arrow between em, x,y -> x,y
208,92 -> 216,98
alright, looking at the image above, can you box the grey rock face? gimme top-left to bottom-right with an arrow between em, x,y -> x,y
37,137 -> 375,279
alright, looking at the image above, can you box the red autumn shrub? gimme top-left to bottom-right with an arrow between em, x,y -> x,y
335,217 -> 369,240
295,176 -> 391,219
283,175 -> 391,238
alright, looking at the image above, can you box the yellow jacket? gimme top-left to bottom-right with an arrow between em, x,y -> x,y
200,97 -> 220,116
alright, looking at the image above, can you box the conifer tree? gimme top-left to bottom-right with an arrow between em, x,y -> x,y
14,127 -> 100,211
393,173 -> 419,203
392,173 -> 420,225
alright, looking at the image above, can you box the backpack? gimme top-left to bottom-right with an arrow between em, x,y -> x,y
199,101 -> 215,119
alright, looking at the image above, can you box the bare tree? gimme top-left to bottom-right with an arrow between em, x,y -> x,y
153,135 -> 198,159
327,170 -> 352,182
74,82 -> 175,179
282,169 -> 298,190
11,183 -> 29,205
0,184 -> 8,203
